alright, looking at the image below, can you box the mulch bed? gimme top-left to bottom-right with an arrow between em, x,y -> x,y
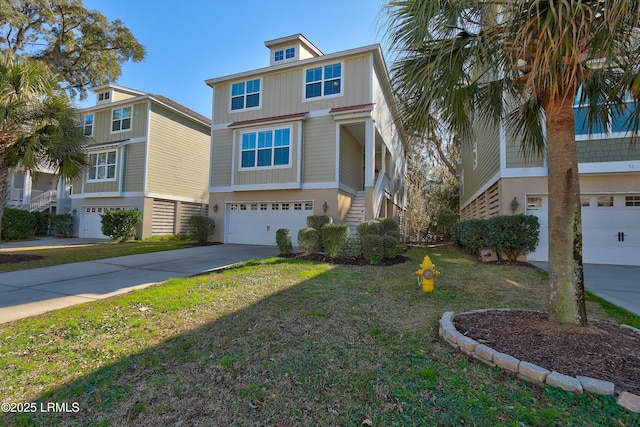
0,253 -> 43,264
454,310 -> 640,395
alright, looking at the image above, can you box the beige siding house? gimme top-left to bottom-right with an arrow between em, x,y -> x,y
206,34 -> 407,245
68,85 -> 211,239
459,101 -> 640,266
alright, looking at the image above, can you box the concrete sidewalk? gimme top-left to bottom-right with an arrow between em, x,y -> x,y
530,262 -> 640,316
0,242 -> 279,324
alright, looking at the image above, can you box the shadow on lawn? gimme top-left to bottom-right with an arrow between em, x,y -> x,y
3,251 -> 638,427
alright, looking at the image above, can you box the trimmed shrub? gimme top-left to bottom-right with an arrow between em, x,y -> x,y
486,214 -> 540,262
361,234 -> 384,264
0,208 -> 36,241
187,215 -> 215,243
307,215 -> 332,231
321,223 -> 350,258
32,211 -> 52,236
298,227 -> 322,254
382,235 -> 400,259
457,218 -> 488,252
379,218 -> 400,234
276,228 -> 293,256
51,214 -> 73,237
339,236 -> 362,258
356,220 -> 383,237
101,209 -> 142,242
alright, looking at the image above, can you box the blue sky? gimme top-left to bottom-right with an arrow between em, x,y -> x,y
80,0 -> 389,117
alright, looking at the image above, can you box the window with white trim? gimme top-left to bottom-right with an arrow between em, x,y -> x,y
597,196 -> 614,207
305,63 -> 342,99
88,150 -> 117,181
111,106 -> 132,132
240,127 -> 291,169
274,47 -> 295,62
82,114 -> 94,136
231,79 -> 261,111
472,141 -> 478,169
625,195 -> 640,206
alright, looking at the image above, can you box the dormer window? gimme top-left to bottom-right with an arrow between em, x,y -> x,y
274,47 -> 296,62
98,92 -> 110,101
231,79 -> 261,111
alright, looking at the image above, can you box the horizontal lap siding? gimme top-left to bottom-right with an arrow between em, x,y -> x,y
303,116 -> 336,183
211,128 -> 233,187
147,105 -> 210,201
124,142 -> 145,192
340,126 -> 363,191
88,102 -> 148,144
460,119 -> 501,207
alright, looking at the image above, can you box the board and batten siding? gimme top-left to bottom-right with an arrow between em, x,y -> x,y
303,115 -> 337,183
213,54 -> 373,125
123,142 -> 145,192
85,102 -> 148,144
146,104 -> 210,201
340,126 -> 364,191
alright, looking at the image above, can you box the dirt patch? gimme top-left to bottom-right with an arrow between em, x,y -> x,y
454,310 -> 640,395
0,253 -> 43,264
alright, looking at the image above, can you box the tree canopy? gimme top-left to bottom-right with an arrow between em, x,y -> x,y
1,0 -> 146,99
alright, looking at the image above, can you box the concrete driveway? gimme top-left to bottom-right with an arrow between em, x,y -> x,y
530,262 -> 640,316
0,243 -> 278,324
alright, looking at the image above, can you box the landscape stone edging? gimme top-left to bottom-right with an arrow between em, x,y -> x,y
439,309 -> 640,414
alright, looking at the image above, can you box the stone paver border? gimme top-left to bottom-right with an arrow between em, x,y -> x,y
439,309 -> 640,414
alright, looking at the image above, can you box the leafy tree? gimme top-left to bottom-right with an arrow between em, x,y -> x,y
386,1 -> 640,326
1,0 -> 146,99
0,52 -> 86,237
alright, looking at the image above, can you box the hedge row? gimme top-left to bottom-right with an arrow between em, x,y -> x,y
451,214 -> 540,262
0,208 -> 74,241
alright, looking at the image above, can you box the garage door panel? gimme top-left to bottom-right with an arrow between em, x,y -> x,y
528,196 -> 640,266
226,202 -> 313,246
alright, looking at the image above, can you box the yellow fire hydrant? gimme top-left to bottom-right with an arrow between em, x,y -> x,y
415,256 -> 440,292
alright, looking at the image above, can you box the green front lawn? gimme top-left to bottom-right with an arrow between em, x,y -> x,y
1,245 -> 638,426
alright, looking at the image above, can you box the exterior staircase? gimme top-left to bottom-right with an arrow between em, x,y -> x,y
29,190 -> 58,212
344,191 -> 366,237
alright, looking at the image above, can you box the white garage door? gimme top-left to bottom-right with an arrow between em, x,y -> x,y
527,195 -> 640,266
80,206 -> 127,239
226,201 -> 313,246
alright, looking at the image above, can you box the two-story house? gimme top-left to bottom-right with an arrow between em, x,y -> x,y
459,99 -> 640,266
205,34 -> 407,246
69,84 -> 211,239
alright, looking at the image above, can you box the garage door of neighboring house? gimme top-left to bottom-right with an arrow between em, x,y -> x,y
152,199 -> 176,236
226,201 -> 313,246
80,206 -> 126,239
527,195 -> 640,266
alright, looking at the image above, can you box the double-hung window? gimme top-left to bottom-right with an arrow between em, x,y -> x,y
305,63 -> 342,99
274,47 -> 296,62
231,79 -> 261,111
88,150 -> 117,181
240,127 -> 291,168
111,106 -> 132,132
82,114 -> 94,136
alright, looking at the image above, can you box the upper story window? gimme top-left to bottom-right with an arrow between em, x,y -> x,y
305,63 -> 342,99
472,141 -> 478,169
98,91 -> 110,101
240,127 -> 291,169
88,149 -> 117,181
274,47 -> 296,62
111,106 -> 132,133
82,114 -> 94,136
231,79 -> 261,111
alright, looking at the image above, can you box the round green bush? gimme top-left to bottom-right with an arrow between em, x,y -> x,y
276,228 -> 293,256
298,227 -> 321,254
361,234 -> 384,264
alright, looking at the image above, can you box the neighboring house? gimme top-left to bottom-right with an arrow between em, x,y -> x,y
68,84 -> 211,238
5,166 -> 71,214
459,99 -> 640,266
205,34 -> 407,245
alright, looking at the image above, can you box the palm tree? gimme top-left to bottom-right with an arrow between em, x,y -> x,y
0,52 -> 86,232
385,0 -> 640,326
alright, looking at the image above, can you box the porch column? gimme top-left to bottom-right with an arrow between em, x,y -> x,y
364,120 -> 375,220
21,170 -> 32,210
56,178 -> 66,213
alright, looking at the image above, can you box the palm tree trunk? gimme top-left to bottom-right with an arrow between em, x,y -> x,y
544,93 -> 588,326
